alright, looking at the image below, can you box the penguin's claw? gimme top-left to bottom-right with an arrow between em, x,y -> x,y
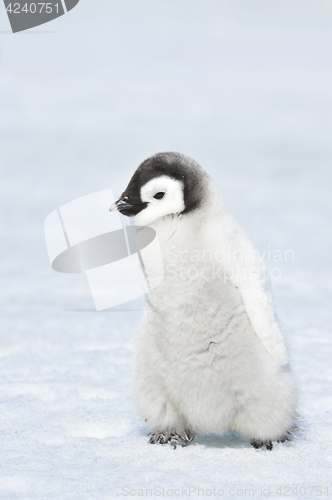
252,419 -> 305,450
148,431 -> 171,444
250,439 -> 273,451
148,431 -> 195,448
170,435 -> 192,449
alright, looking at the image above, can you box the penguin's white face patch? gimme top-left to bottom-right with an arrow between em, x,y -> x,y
133,176 -> 185,226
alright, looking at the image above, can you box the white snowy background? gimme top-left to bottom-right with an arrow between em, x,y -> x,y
0,0 -> 331,498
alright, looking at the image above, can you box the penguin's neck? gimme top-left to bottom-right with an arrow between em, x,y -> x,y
149,209 -> 205,250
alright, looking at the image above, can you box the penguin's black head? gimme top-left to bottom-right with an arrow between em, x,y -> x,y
110,152 -> 208,226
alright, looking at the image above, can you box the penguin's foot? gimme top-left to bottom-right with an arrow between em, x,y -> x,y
169,433 -> 194,449
148,430 -> 194,449
250,439 -> 273,451
148,431 -> 172,445
251,419 -> 304,451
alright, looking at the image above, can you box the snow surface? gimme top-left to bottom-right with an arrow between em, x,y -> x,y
0,0 -> 331,498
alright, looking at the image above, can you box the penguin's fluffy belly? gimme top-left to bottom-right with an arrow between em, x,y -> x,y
165,349 -> 237,433
135,303 -> 296,439
163,341 -> 295,438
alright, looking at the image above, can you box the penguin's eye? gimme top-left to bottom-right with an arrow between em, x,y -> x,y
153,192 -> 165,200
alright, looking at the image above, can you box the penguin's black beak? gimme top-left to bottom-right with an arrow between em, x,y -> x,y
109,198 -> 135,213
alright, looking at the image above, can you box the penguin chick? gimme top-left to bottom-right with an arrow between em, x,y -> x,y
110,152 -> 297,450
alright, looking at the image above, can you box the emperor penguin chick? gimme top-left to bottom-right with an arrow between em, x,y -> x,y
110,152 -> 297,451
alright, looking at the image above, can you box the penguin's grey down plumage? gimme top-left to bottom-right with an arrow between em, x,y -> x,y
110,152 -> 298,450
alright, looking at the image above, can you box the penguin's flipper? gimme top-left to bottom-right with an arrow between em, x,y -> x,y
225,224 -> 289,366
